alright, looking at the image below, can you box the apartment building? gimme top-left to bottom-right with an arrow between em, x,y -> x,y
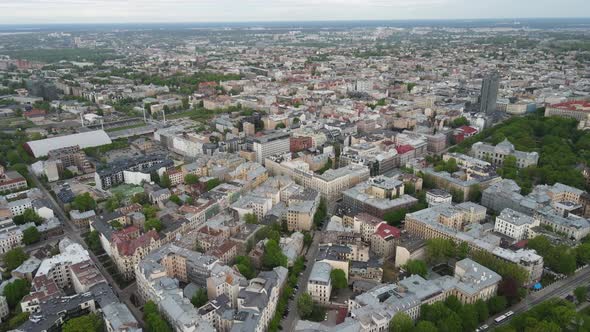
370,223 -> 401,258
308,262 -> 332,304
94,154 -> 173,190
405,204 -> 543,285
0,166 -> 28,193
343,176 -> 418,218
494,208 -> 538,240
252,131 -> 291,165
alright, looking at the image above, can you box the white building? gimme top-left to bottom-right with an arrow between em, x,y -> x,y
308,262 -> 332,304
494,208 -> 539,240
426,189 -> 452,207
253,132 -> 291,165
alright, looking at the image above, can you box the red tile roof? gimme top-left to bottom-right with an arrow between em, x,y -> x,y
459,125 -> 478,135
550,101 -> 590,111
396,144 -> 415,154
374,223 -> 401,240
113,228 -> 159,256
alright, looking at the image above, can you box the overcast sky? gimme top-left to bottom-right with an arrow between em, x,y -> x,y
1,0 -> 589,24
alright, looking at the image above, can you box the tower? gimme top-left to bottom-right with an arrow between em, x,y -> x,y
479,71 -> 499,115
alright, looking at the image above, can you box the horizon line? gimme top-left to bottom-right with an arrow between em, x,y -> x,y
1,16 -> 590,27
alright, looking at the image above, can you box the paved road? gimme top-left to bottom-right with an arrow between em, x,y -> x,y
27,167 -> 144,325
283,217 -> 329,331
491,266 -> 590,327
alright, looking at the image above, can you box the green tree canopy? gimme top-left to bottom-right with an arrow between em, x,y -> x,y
389,312 -> 414,332
13,208 -> 43,225
384,208 -> 407,226
297,292 -> 314,319
262,239 -> 288,269
403,259 -> 428,278
22,226 -> 40,245
575,285 -> 588,303
145,218 -> 163,232
3,247 -> 28,272
184,174 -> 199,185
330,269 -> 347,289
191,288 -> 208,308
71,193 -> 96,212
3,278 -> 30,308
169,194 -> 182,205
235,256 -> 256,279
62,314 -> 103,332
143,300 -> 172,332
244,213 -> 258,224
206,178 -> 221,191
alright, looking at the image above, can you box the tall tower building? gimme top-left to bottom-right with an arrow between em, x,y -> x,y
479,72 -> 500,115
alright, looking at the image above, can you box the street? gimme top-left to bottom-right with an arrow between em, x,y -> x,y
492,265 -> 590,327
26,167 -> 144,325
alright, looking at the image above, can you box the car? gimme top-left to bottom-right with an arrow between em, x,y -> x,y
479,324 -> 489,331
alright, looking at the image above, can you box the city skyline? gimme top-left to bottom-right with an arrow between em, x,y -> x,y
1,0 -> 589,24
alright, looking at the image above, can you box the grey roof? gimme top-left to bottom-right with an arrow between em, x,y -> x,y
309,262 -> 332,283
497,208 -> 535,226
25,130 -> 112,158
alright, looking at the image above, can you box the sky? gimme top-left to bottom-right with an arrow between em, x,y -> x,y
0,0 -> 589,24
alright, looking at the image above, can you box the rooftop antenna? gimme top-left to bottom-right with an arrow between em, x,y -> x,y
162,108 -> 166,123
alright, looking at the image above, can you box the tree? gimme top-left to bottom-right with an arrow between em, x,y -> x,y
275,123 -> 286,129
3,247 -> 28,272
184,174 -> 199,185
234,256 -> 256,279
8,312 -> 29,330
71,193 -> 96,212
206,178 -> 221,191
458,304 -> 478,332
313,198 -> 327,229
575,286 -> 588,303
160,173 -> 171,188
131,192 -> 148,205
22,226 -> 40,245
403,259 -> 428,278
85,230 -> 102,252
444,295 -> 462,313
451,116 -> 470,128
144,218 -> 163,232
62,313 -> 103,332
498,277 -> 523,305
297,293 -> 314,319
389,312 -> 413,332
474,299 -> 489,322
3,278 -> 30,308
425,238 -> 455,264
143,300 -> 172,332
436,312 -> 462,332
330,269 -> 347,289
303,231 -> 313,248
12,208 -> 43,225
143,205 -> 159,219
262,239 -> 287,269
244,213 -> 258,224
169,194 -> 182,205
105,192 -> 123,212
414,321 -> 438,332
383,208 -> 407,226
191,288 -> 208,308
487,295 -> 507,315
